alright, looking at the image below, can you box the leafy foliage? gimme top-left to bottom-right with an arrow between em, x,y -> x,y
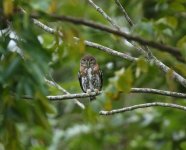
1,0 -> 186,149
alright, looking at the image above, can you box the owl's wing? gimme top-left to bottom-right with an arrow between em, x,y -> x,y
99,70 -> 103,90
78,71 -> 86,93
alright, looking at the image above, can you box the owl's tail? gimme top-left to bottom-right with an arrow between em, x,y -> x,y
90,96 -> 96,101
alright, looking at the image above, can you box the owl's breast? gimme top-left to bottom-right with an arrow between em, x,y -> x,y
87,68 -> 93,79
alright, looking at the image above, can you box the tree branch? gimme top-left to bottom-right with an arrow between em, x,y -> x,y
88,0 -> 186,88
99,102 -> 186,115
32,18 -> 63,37
45,78 -> 85,109
24,88 -> 186,101
130,88 -> 186,98
79,39 -> 138,62
30,9 -> 186,87
19,8 -> 62,37
114,0 -> 134,27
30,14 -> 183,59
46,88 -> 186,100
88,0 -> 120,31
29,13 -> 138,62
47,92 -> 99,100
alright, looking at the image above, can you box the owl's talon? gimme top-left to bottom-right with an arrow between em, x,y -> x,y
86,89 -> 91,95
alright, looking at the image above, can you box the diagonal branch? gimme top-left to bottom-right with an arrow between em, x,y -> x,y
81,39 -> 138,62
88,0 -> 186,88
88,0 -> 120,31
99,102 -> 186,115
32,19 -> 63,37
20,8 -> 63,37
30,14 -> 138,62
114,0 -> 134,26
30,14 -> 182,58
45,78 -> 85,109
30,9 -> 186,87
114,1 -> 186,87
32,14 -> 186,87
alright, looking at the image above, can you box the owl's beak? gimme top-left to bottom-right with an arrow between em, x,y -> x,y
87,62 -> 90,67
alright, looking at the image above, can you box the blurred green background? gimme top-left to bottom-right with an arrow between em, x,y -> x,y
1,0 -> 186,149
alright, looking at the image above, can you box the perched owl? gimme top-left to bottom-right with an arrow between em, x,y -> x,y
78,55 -> 103,101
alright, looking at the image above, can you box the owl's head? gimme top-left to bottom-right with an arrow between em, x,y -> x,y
80,55 -> 96,67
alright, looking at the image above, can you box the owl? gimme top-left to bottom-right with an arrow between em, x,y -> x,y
78,55 -> 103,101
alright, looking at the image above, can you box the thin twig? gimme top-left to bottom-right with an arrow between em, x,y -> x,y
20,8 -> 63,37
88,0 -> 120,31
114,0 -> 134,26
45,78 -> 68,94
130,88 -> 186,98
45,78 -> 85,109
79,39 -> 138,62
32,19 -> 63,37
99,102 -> 186,115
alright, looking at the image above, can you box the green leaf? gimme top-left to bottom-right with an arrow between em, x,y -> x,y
37,94 -> 57,115
41,33 -> 55,49
105,85 -> 120,101
181,142 -> 186,149
175,63 -> 186,76
177,36 -> 186,58
117,68 -> 133,93
4,56 -> 21,80
156,16 -> 178,29
3,0 -> 14,16
170,2 -> 185,12
166,69 -> 177,91
137,58 -> 148,74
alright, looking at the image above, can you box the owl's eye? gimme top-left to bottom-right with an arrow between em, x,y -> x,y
90,58 -> 94,62
81,59 -> 86,63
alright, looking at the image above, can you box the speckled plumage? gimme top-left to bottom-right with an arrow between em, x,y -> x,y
78,55 -> 103,101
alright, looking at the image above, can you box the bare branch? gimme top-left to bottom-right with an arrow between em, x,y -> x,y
130,88 -> 186,98
45,78 -> 85,109
32,19 -> 63,37
20,8 -> 63,37
114,0 -> 134,26
87,0 -> 186,88
87,1 -> 181,57
47,92 -> 99,101
47,88 -> 186,100
30,10 -> 186,87
88,0 -> 120,30
99,102 -> 186,115
29,15 -> 138,62
30,14 -> 183,60
152,57 -> 186,87
81,39 -> 138,62
45,78 -> 68,94
24,88 -> 186,101
113,2 -> 186,87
